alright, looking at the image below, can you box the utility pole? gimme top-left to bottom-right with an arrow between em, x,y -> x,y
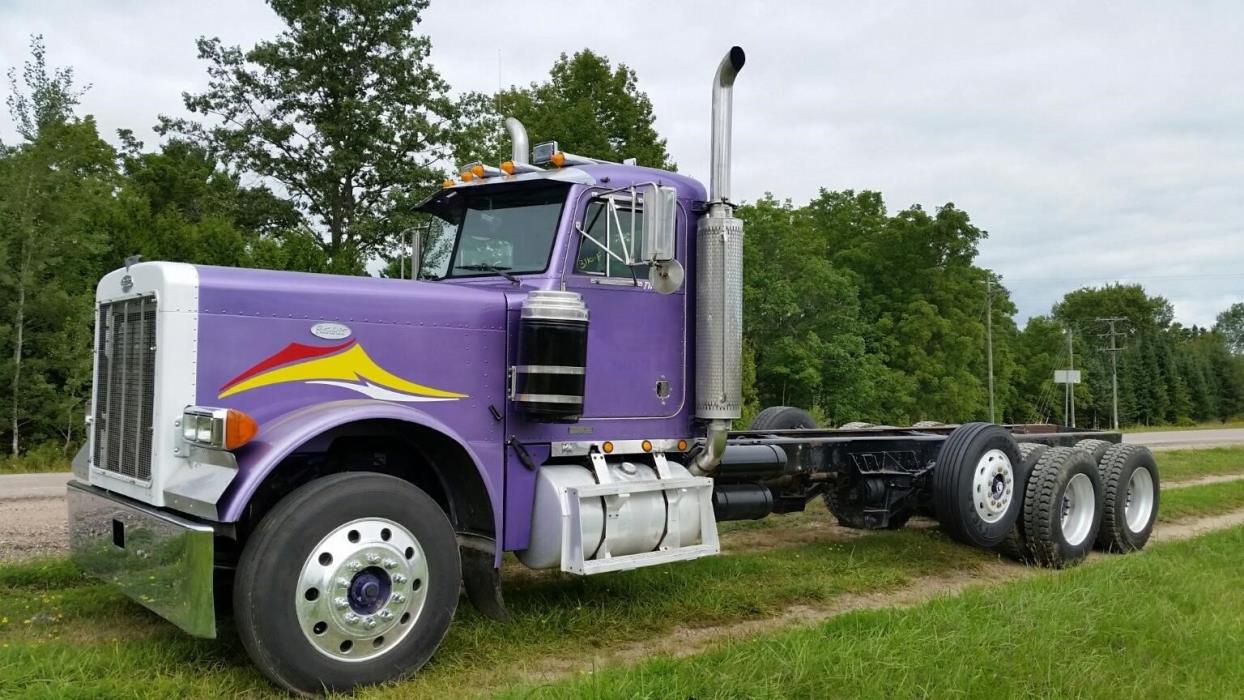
986,276 -> 995,423
1097,317 -> 1128,430
1067,327 -> 1075,427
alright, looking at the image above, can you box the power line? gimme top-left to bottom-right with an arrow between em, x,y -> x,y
1096,317 -> 1129,431
1001,272 -> 1244,284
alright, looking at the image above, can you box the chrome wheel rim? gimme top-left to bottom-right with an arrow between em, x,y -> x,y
972,449 -> 1015,524
1125,467 -> 1155,533
1061,473 -> 1096,546
296,517 -> 429,662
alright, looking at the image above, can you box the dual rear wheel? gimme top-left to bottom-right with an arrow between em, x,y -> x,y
933,426 -> 1159,567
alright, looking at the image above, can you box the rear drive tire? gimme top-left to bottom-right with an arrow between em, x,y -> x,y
1023,447 -> 1103,568
1074,438 -> 1113,465
934,423 -> 1025,548
997,442 -> 1050,562
1095,444 -> 1160,552
749,406 -> 818,431
234,472 -> 460,695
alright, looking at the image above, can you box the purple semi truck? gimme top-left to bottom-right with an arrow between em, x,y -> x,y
66,47 -> 1160,694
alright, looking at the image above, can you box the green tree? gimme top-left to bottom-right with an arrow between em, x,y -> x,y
803,191 -> 1011,423
1216,302 -> 1244,355
160,0 -> 461,268
740,195 -> 878,423
473,50 -> 672,169
4,35 -> 88,143
1,37 -> 114,454
106,135 -> 322,271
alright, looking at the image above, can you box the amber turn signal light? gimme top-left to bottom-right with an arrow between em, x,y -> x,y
224,409 -> 259,450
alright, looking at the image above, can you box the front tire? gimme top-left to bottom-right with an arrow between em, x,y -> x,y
234,473 -> 460,695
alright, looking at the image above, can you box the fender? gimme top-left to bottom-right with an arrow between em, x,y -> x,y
216,399 -> 501,557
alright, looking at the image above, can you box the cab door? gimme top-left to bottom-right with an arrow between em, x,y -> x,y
559,191 -> 687,419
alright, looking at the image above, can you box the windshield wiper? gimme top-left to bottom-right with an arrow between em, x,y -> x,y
455,264 -> 521,285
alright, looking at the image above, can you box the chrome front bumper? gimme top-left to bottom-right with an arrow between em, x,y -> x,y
67,481 -> 217,638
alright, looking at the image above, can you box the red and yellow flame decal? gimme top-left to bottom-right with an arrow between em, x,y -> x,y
218,339 -> 467,403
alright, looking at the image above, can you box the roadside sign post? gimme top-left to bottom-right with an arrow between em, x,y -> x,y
1055,369 -> 1082,428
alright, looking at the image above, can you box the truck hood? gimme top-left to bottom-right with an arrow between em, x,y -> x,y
194,265 -> 512,428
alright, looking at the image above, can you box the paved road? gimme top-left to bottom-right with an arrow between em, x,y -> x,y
1123,428 -> 1244,452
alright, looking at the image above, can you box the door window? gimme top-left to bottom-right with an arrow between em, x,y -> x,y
575,200 -> 646,279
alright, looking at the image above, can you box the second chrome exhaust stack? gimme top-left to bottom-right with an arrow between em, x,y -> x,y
692,46 -> 746,476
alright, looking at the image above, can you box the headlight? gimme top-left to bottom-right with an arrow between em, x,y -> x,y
181,407 -> 258,450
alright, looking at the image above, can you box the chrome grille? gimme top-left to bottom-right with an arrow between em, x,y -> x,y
93,296 -> 157,482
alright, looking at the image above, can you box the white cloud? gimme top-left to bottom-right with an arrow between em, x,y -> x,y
3,0 -> 1241,326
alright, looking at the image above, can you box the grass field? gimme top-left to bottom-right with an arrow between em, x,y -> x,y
3,449 -> 1244,697
0,525 -> 991,697
523,523 -> 1244,699
1161,477 -> 1244,521
1155,446 -> 1244,482
1119,418 -> 1244,433
0,451 -> 70,475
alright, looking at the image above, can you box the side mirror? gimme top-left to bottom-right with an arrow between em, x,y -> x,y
640,185 -> 677,264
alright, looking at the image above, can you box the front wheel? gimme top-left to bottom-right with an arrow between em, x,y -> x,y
234,473 -> 461,695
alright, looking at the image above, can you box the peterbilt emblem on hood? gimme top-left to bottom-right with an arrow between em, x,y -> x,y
120,275 -> 133,292
218,339 -> 467,403
311,322 -> 351,340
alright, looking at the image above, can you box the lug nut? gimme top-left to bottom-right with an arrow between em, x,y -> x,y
392,593 -> 406,604
383,558 -> 397,570
347,560 -> 363,571
334,597 -> 349,610
393,574 -> 407,584
378,610 -> 393,620
344,613 -> 360,625
335,577 -> 351,588
366,553 -> 381,564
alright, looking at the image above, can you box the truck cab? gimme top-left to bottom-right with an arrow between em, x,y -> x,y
69,46 -> 748,693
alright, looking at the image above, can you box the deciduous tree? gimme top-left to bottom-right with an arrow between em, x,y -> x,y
160,0 -> 461,268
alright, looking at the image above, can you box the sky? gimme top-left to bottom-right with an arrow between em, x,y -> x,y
2,0 -> 1242,327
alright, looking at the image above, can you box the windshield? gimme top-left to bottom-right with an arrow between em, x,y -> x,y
419,185 -> 568,280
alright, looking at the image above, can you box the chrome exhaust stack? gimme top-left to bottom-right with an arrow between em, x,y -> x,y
708,46 -> 746,213
692,46 -> 746,477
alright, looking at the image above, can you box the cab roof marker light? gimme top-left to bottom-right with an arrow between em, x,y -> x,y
500,160 -> 545,175
463,161 -> 504,179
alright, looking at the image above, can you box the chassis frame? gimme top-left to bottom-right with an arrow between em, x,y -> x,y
719,423 -> 1122,528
